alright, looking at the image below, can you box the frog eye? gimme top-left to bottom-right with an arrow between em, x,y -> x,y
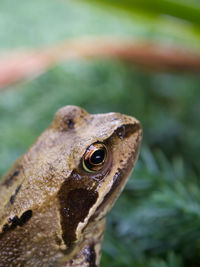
82,143 -> 108,173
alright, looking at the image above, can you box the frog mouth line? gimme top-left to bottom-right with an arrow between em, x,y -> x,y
92,157 -> 137,219
89,125 -> 142,221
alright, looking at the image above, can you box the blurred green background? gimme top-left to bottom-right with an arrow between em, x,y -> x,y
0,0 -> 200,266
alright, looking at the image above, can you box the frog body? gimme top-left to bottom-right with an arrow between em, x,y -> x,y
0,106 -> 142,266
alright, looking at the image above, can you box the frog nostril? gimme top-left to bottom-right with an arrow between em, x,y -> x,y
115,123 -> 142,139
116,125 -> 126,139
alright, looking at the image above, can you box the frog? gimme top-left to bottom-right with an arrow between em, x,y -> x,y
0,105 -> 142,267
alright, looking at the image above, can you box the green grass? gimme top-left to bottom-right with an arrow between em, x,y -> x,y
0,0 -> 200,266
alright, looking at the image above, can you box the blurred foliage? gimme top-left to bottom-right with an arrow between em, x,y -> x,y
86,0 -> 200,27
0,0 -> 200,266
1,0 -> 200,50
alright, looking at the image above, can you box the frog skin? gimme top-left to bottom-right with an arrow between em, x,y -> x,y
0,105 -> 142,267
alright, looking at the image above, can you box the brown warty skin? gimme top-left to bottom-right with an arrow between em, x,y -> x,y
0,106 -> 142,267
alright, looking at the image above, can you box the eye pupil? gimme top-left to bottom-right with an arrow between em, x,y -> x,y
91,149 -> 105,165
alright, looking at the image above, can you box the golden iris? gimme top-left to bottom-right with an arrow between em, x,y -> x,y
82,143 -> 107,172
